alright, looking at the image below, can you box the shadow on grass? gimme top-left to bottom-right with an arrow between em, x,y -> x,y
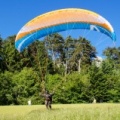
28,107 -> 60,115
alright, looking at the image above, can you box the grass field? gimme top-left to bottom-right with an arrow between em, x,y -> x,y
0,104 -> 120,120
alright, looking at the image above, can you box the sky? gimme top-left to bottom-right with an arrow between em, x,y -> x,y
0,0 -> 120,56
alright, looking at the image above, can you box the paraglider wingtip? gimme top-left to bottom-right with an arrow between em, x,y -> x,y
113,32 -> 116,41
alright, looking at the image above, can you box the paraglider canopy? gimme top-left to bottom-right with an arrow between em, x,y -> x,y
15,8 -> 116,52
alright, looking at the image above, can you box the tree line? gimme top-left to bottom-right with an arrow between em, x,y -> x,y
0,34 -> 120,105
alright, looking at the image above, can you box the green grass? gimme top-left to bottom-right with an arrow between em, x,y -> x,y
0,104 -> 120,120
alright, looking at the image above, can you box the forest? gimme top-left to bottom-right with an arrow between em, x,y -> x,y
0,33 -> 120,105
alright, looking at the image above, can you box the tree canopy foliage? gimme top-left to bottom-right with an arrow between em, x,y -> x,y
0,34 -> 120,105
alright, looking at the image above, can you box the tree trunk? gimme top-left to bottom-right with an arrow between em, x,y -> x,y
78,58 -> 81,73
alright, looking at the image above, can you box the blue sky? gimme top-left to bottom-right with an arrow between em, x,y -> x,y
0,0 -> 120,56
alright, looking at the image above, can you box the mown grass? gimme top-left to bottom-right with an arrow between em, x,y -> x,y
0,104 -> 120,120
